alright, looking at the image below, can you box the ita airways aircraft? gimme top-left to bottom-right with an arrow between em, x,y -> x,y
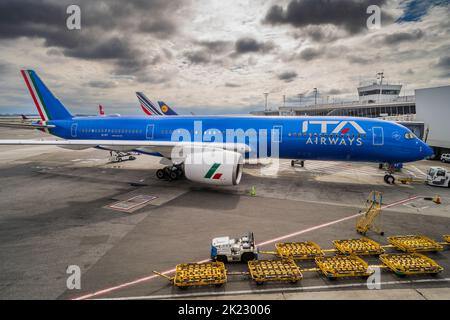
0,70 -> 433,186
136,92 -> 178,116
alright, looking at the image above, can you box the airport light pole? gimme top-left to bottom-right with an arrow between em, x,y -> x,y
297,93 -> 303,107
264,93 -> 269,111
313,88 -> 318,105
377,71 -> 384,102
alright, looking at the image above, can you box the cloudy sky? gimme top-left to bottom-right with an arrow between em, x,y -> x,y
0,0 -> 449,115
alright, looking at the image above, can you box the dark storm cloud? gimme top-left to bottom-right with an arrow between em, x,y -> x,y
292,25 -> 341,43
436,56 -> 450,69
299,47 -> 323,61
435,56 -> 450,77
234,37 -> 275,54
347,55 -> 370,64
62,36 -> 138,60
182,39 -> 234,65
277,71 -> 298,82
0,0 -> 183,79
139,20 -> 177,39
87,80 -> 117,89
184,51 -> 212,64
383,29 -> 424,45
264,0 -> 392,34
225,83 -> 241,88
197,40 -> 233,54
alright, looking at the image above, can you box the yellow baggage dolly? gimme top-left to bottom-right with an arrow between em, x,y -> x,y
387,235 -> 443,253
443,235 -> 450,243
153,262 -> 227,289
315,255 -> 373,280
275,241 -> 324,260
333,237 -> 385,256
248,259 -> 302,285
379,253 -> 443,276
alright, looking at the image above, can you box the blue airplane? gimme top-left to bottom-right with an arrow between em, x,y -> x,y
136,92 -> 178,116
0,70 -> 433,186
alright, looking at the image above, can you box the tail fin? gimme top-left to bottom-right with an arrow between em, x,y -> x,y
21,70 -> 72,121
157,101 -> 178,115
99,104 -> 105,116
136,92 -> 162,116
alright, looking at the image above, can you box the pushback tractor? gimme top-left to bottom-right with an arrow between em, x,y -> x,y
211,232 -> 258,263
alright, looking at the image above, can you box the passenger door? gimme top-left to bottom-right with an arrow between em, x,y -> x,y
70,123 -> 78,138
372,127 -> 383,146
146,124 -> 154,140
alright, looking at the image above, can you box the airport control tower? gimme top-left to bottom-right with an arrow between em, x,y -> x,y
357,72 -> 402,103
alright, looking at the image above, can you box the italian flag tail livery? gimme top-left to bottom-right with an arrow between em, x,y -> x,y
21,70 -> 72,121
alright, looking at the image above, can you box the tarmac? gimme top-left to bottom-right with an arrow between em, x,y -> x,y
0,127 -> 449,300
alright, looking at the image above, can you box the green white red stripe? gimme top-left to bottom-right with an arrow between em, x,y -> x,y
21,70 -> 49,121
204,163 -> 222,180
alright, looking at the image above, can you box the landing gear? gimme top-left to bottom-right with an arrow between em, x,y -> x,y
383,163 -> 398,184
156,163 -> 184,181
291,160 -> 305,167
384,174 -> 395,185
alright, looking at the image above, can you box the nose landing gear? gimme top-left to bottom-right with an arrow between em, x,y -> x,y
383,163 -> 398,184
384,174 -> 395,184
156,164 -> 184,181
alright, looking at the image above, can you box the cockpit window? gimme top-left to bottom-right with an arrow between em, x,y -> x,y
404,132 -> 416,139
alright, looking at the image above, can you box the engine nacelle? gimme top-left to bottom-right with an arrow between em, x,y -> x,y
184,150 -> 243,185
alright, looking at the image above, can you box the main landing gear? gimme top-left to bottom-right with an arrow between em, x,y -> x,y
156,164 -> 184,181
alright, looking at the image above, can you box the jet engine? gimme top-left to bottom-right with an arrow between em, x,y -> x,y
184,149 -> 243,185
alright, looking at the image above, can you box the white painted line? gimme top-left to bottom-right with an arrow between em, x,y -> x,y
72,195 -> 419,300
97,278 -> 450,300
411,165 -> 427,177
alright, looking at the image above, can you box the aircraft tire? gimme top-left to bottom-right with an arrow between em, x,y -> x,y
156,169 -> 165,180
215,255 -> 227,263
385,175 -> 395,184
241,252 -> 256,263
291,160 -> 295,167
169,171 -> 178,180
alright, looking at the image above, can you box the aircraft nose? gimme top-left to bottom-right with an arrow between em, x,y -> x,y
420,141 -> 434,159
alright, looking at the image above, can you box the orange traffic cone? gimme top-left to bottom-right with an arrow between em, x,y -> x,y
433,195 -> 441,204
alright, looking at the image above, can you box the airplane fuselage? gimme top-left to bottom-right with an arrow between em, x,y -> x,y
46,115 -> 432,164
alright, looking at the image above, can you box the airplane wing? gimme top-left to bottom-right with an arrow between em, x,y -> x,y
0,139 -> 250,158
0,122 -> 55,130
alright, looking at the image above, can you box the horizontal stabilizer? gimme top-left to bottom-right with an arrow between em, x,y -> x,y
0,121 -> 55,130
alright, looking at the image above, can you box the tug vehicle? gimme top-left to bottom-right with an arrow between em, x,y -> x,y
427,167 -> 450,187
211,232 -> 258,263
